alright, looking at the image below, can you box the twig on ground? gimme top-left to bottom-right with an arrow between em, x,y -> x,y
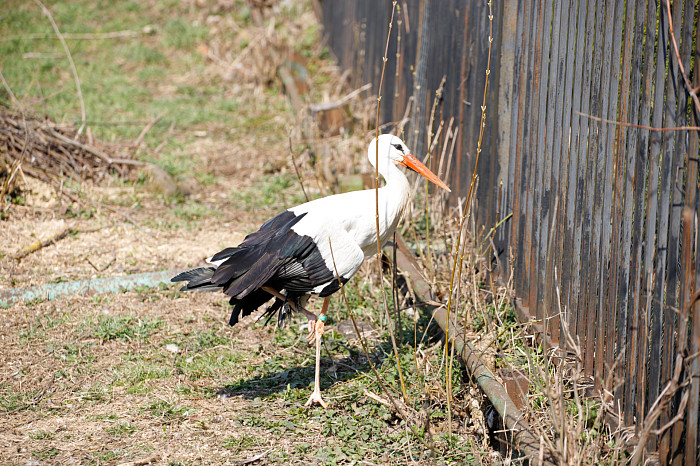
235,449 -> 271,466
131,114 -> 164,151
13,225 -> 102,260
363,389 -> 391,408
308,83 -> 372,113
49,129 -> 145,166
86,247 -> 116,272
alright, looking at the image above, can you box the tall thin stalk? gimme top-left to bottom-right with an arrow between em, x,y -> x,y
443,0 -> 494,434
373,1 -> 409,403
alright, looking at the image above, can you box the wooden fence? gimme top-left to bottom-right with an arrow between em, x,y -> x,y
318,0 -> 700,463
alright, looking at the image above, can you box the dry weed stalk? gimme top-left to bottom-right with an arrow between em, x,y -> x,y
438,0 -> 495,435
370,1 -> 410,404
33,0 -> 86,134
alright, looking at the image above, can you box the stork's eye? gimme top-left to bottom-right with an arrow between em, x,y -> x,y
392,143 -> 403,152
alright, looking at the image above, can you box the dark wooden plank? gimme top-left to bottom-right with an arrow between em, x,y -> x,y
604,0 -> 633,393
608,0 -> 634,420
454,0 -> 468,198
629,0 -> 660,435
551,0 -> 578,347
579,0 -> 607,377
530,0 -> 554,329
653,0 -> 686,457
618,0 -> 650,427
522,0 -> 547,311
539,0 -> 564,344
643,0 -> 672,449
565,0 -> 592,342
475,0 -> 502,232
571,0 -> 597,365
683,9 -> 700,462
663,0 -> 696,461
513,0 -> 537,306
585,0 -> 619,386
507,0 -> 529,300
592,0 -> 623,390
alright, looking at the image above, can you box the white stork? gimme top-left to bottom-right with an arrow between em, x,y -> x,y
172,134 -> 450,407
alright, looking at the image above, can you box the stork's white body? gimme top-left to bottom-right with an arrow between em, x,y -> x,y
289,162 -> 411,293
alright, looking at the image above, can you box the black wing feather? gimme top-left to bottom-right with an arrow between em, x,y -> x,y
173,209 -> 339,327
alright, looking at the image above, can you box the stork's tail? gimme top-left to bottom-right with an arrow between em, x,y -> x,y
171,266 -> 291,327
171,267 -> 220,291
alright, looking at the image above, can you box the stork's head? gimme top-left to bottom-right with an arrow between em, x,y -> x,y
369,134 -> 451,192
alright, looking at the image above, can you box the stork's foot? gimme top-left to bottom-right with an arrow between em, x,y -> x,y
304,387 -> 328,408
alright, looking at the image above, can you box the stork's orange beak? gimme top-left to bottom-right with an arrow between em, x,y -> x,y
399,153 -> 451,192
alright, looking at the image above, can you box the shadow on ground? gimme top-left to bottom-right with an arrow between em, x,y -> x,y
217,349 -> 383,400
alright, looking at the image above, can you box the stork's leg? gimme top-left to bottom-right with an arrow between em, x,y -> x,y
305,297 -> 330,408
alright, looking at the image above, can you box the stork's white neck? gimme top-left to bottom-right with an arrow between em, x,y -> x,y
368,153 -> 411,239
370,153 -> 410,196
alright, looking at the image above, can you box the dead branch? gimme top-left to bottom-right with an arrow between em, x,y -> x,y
0,108 -> 144,197
574,110 -> 700,132
13,225 -> 102,261
131,114 -> 164,150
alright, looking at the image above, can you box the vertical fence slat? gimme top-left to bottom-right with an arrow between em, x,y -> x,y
571,0 -> 597,365
665,1 -> 696,462
644,0 -> 672,449
619,0 -> 649,427
604,0 -> 632,395
528,0 -> 553,325
540,0 -> 565,344
654,0 -> 688,457
514,0 -> 537,309
609,0 -> 634,421
508,0 -> 529,304
585,0 -> 618,386
630,0 -> 660,435
579,1 -> 607,377
592,0 -> 624,388
551,0 -> 578,348
522,0 -> 546,313
683,13 -> 700,462
565,0 -> 591,342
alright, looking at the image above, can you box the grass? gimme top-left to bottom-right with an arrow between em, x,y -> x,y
89,314 -> 162,341
0,0 -> 292,186
230,173 -> 309,211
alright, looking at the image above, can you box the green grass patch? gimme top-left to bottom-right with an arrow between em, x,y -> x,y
222,434 -> 258,453
106,421 -> 138,438
143,399 -> 191,424
112,357 -> 171,392
88,314 -> 162,341
30,447 -> 59,460
230,173 -> 308,211
177,349 -> 243,380
29,430 -> 55,440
